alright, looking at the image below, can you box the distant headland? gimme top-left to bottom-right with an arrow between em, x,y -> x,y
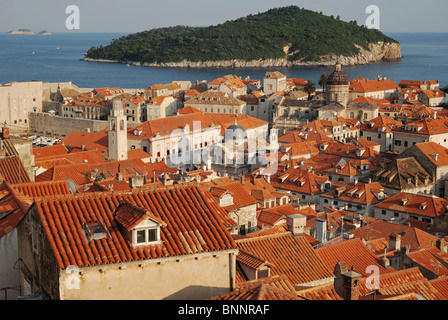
7,29 -> 52,35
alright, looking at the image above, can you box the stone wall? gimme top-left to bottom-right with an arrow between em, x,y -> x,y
29,112 -> 140,137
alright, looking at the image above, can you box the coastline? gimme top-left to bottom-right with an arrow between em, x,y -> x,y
81,41 -> 402,69
81,56 -> 403,69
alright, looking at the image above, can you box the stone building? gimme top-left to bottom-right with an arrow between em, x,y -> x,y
319,64 -> 379,123
17,186 -> 238,300
263,71 -> 287,95
184,91 -> 246,115
0,81 -> 43,133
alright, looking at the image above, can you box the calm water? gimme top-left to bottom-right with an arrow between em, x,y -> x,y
0,32 -> 447,88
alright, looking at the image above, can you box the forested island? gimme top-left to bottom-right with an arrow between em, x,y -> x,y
83,6 -> 402,68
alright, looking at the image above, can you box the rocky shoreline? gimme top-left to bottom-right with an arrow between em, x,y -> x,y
82,41 -> 402,69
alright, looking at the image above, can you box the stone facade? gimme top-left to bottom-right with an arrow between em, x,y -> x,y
0,81 -> 43,133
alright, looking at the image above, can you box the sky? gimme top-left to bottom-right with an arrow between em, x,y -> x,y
0,0 -> 447,34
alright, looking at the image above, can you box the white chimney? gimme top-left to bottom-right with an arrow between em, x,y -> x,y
316,218 -> 327,244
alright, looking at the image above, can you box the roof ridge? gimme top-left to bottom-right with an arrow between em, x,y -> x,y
234,231 -> 292,243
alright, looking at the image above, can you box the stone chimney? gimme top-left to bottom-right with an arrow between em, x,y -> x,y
341,268 -> 362,300
129,175 -> 144,189
334,261 -> 348,298
389,233 -> 401,251
286,214 -> 306,237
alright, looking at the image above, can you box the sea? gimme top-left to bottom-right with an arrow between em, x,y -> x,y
0,32 -> 447,89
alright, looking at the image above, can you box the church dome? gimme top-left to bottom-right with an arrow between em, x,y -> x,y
226,120 -> 247,141
326,63 -> 349,86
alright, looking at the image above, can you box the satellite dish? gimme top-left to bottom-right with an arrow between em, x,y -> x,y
67,179 -> 78,195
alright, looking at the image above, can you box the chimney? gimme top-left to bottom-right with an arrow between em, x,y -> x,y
129,175 -> 144,189
341,268 -> 362,300
437,239 -> 446,253
316,218 -> 327,244
286,214 -> 306,237
334,261 -> 348,298
389,233 -> 401,251
2,127 -> 9,139
379,249 -> 391,268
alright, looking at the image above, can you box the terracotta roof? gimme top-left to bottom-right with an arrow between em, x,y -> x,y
62,128 -> 109,153
320,181 -> 386,206
235,274 -> 297,294
357,267 -> 441,300
0,182 -> 32,238
414,142 -> 448,167
209,282 -> 303,300
406,247 -> 448,277
33,144 -> 69,159
360,115 -> 403,133
237,250 -> 273,270
35,163 -> 92,186
429,276 -> 448,300
175,106 -> 202,115
315,238 -> 393,277
296,282 -> 342,300
349,220 -> 439,251
350,79 -> 399,92
393,118 -> 448,136
0,156 -> 32,184
205,182 -> 258,209
12,181 -> 71,198
34,185 -> 237,270
270,168 -> 330,195
235,232 -> 333,286
114,201 -> 167,231
35,149 -> 107,166
375,192 -> 448,219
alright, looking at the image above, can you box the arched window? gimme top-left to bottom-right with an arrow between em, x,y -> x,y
120,120 -> 125,130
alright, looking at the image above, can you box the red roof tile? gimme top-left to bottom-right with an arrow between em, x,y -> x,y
12,181 -> 71,198
0,156 -> 32,184
34,185 -> 238,270
235,232 -> 333,286
33,144 -> 68,159
315,239 -> 393,277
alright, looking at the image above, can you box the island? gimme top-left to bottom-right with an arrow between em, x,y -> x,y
7,29 -> 52,35
83,6 -> 402,69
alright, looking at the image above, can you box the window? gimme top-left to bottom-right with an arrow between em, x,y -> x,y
148,229 -> 157,242
136,230 -> 146,244
135,228 -> 159,245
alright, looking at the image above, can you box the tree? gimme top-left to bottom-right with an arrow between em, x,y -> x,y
304,81 -> 316,100
318,73 -> 328,92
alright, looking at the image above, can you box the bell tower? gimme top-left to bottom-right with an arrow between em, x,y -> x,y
108,100 -> 128,161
